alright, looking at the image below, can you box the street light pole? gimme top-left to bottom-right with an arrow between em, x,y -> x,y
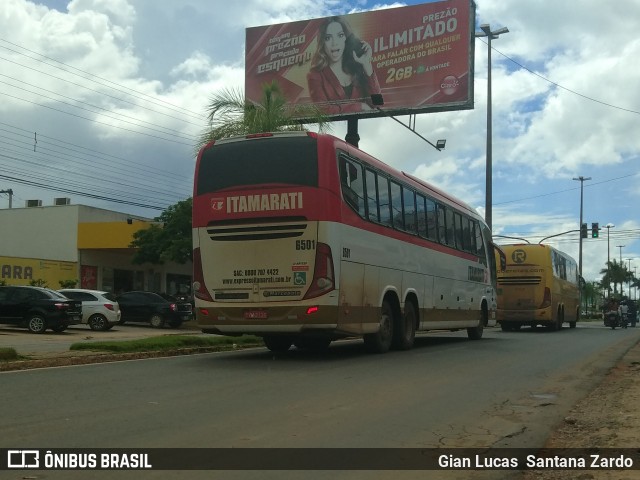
475,24 -> 509,231
616,244 -> 625,296
627,258 -> 633,300
573,176 -> 591,278
605,224 -> 614,298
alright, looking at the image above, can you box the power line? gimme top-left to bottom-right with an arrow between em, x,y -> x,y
479,39 -> 640,116
0,74 -> 199,139
0,173 -> 170,211
0,39 -> 205,121
0,91 -> 194,146
494,172 -> 640,206
0,122 -> 192,184
0,149 -> 188,206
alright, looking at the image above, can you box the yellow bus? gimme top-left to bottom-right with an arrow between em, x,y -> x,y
192,132 -> 505,353
496,244 -> 580,331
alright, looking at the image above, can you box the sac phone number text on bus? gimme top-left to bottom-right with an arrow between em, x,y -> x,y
233,269 -> 280,277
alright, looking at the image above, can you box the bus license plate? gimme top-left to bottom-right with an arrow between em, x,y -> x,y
244,310 -> 268,320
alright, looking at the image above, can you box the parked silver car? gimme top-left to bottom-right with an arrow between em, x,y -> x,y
59,289 -> 121,331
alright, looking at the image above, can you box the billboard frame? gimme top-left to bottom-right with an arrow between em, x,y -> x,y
245,0 -> 477,124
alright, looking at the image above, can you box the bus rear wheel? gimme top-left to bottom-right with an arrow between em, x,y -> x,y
364,300 -> 394,354
467,309 -> 485,340
467,322 -> 484,340
392,301 -> 416,350
263,335 -> 293,353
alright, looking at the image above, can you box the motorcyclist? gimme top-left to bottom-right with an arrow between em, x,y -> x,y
605,299 -> 619,327
618,301 -> 629,328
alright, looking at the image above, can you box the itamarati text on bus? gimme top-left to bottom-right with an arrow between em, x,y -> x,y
192,131 -> 505,353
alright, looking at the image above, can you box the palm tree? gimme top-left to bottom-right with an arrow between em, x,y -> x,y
582,280 -> 600,314
599,259 -> 627,297
195,80 -> 329,153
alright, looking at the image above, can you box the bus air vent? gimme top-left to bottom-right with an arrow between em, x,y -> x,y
206,216 -> 307,241
498,276 -> 542,286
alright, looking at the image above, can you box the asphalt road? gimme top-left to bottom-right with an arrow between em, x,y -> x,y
2,322 -> 639,480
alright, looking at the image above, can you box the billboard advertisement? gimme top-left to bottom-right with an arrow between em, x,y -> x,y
245,0 -> 475,122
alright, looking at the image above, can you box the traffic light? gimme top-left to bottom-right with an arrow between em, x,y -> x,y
592,222 -> 599,238
581,223 -> 588,238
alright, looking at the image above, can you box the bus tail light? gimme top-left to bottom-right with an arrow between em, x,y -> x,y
246,133 -> 273,139
193,247 -> 214,302
539,287 -> 551,309
303,242 -> 335,300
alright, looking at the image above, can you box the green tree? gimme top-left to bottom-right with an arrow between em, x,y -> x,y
59,279 -> 78,289
582,280 -> 601,313
195,80 -> 329,152
599,259 -> 627,297
130,198 -> 193,265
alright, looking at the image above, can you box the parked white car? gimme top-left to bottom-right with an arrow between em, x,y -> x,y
58,289 -> 121,331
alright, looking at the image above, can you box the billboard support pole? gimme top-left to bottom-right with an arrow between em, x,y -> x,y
375,109 -> 445,151
345,118 -> 360,148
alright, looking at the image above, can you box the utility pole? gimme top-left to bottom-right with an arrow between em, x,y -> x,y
605,224 -> 614,298
0,188 -> 13,208
573,176 -> 591,278
616,245 -> 625,296
475,24 -> 509,230
627,258 -> 633,300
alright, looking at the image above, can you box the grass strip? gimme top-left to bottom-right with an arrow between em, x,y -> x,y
0,347 -> 19,361
69,335 -> 263,353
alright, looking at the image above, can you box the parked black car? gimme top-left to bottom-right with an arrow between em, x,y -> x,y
0,286 -> 82,333
116,291 -> 192,328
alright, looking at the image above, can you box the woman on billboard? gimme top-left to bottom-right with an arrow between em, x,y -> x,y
306,16 -> 381,114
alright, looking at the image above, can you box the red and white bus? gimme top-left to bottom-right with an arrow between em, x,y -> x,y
192,132 -> 504,353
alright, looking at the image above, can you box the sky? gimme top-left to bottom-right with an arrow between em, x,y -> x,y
1,0 -> 639,285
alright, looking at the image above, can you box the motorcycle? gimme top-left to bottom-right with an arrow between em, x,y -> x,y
621,312 -> 629,329
605,311 -> 621,329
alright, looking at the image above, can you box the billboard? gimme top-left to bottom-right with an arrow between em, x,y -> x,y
245,0 -> 475,122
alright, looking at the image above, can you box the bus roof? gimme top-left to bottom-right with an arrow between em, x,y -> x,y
198,131 -> 483,223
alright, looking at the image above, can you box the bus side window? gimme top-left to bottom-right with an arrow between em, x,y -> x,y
416,194 -> 427,237
403,187 -> 417,234
339,156 -> 365,217
377,175 -> 392,227
445,207 -> 456,247
466,217 -> 476,253
454,212 -> 464,250
390,181 -> 403,230
436,203 -> 447,245
365,168 -> 379,223
425,197 -> 437,242
475,221 -> 488,266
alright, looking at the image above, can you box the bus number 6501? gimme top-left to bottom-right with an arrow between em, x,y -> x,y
296,240 -> 316,251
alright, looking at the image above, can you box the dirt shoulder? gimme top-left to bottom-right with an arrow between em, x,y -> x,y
521,339 -> 640,480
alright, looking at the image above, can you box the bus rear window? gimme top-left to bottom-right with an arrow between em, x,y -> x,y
197,136 -> 318,194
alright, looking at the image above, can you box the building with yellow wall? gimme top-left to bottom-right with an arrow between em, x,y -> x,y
0,201 -> 192,295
